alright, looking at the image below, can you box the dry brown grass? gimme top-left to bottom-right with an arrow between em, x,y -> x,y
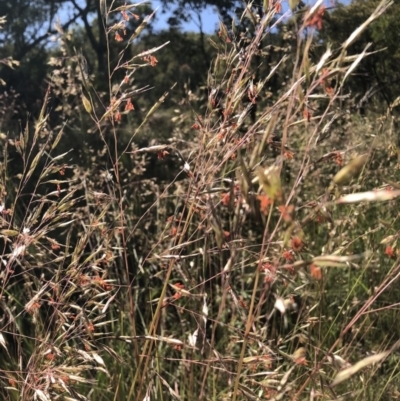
1,1 -> 400,400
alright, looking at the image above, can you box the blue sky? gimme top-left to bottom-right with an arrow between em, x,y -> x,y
151,1 -> 220,33
150,0 -> 343,33
57,1 -> 220,34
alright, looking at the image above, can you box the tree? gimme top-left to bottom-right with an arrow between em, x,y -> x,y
320,0 -> 400,111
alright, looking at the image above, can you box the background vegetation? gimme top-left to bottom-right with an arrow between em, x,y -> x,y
1,0 -> 400,400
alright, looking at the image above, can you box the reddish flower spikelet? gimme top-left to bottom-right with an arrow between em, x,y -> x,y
291,237 -> 303,252
295,356 -> 308,366
260,262 -> 274,272
310,264 -> 322,280
124,98 -> 134,111
26,302 -> 40,314
303,108 -> 311,122
238,296 -> 248,309
8,378 -> 17,388
150,56 -> 158,66
87,321 -> 95,332
278,205 -> 294,222
216,131 -> 225,141
274,0 -> 282,13
282,250 -> 294,262
325,85 -> 334,98
319,68 -> 334,97
221,192 -> 230,206
258,195 -> 272,215
334,152 -> 344,166
143,55 -> 158,67
284,150 -> 294,160
218,29 -> 231,42
319,69 -> 329,84
305,6 -> 325,30
121,10 -> 129,21
157,150 -> 169,159
385,245 -> 395,258
115,32 -> 123,42
79,274 -> 90,286
93,276 -> 112,291
51,241 -> 60,250
261,354 -> 272,368
260,263 -> 276,283
173,283 -> 185,300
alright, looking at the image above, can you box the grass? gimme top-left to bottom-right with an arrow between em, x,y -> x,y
1,0 -> 400,400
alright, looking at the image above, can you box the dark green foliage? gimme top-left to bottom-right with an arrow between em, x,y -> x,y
321,0 -> 400,111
